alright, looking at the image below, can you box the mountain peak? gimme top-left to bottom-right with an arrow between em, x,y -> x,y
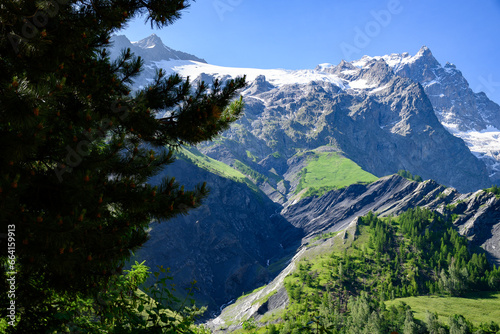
444,61 -> 457,69
410,45 -> 441,69
416,45 -> 433,57
134,34 -> 165,49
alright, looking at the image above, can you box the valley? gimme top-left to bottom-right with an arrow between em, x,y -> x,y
113,34 -> 500,333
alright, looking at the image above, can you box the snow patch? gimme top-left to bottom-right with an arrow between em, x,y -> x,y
351,56 -> 373,68
442,124 -> 500,172
348,79 -> 371,90
317,63 -> 334,70
370,84 -> 390,94
351,51 -> 420,72
424,79 -> 440,87
341,69 -> 358,75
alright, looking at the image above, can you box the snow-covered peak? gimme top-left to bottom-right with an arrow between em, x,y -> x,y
350,55 -> 374,69
343,46 -> 438,73
133,34 -> 165,49
109,34 -> 206,64
416,45 -> 431,56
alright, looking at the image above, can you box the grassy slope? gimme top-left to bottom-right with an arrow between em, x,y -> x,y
176,146 -> 260,193
295,152 -> 378,198
176,147 -> 499,331
310,217 -> 497,326
178,148 -> 377,201
177,146 -> 246,180
386,292 -> 500,326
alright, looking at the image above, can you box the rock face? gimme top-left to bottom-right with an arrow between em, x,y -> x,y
451,190 -> 500,264
200,71 -> 490,193
135,158 -> 302,315
385,46 -> 500,131
361,46 -> 500,183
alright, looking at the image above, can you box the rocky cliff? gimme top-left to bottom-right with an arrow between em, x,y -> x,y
284,175 -> 500,264
355,46 -> 500,184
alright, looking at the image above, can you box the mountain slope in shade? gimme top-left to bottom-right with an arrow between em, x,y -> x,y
136,157 -> 302,315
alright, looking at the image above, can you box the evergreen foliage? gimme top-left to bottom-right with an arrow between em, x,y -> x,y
484,185 -> 500,198
0,0 -> 245,332
397,170 -> 424,182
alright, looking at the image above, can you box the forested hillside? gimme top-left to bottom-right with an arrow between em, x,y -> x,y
219,208 -> 500,334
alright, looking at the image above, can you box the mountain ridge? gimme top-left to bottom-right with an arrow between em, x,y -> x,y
110,36 -> 500,187
342,45 -> 500,183
110,34 -> 206,63
110,36 -> 498,190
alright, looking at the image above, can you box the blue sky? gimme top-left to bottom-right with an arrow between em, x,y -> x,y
120,0 -> 500,104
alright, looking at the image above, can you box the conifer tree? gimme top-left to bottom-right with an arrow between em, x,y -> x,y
0,0 -> 246,331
